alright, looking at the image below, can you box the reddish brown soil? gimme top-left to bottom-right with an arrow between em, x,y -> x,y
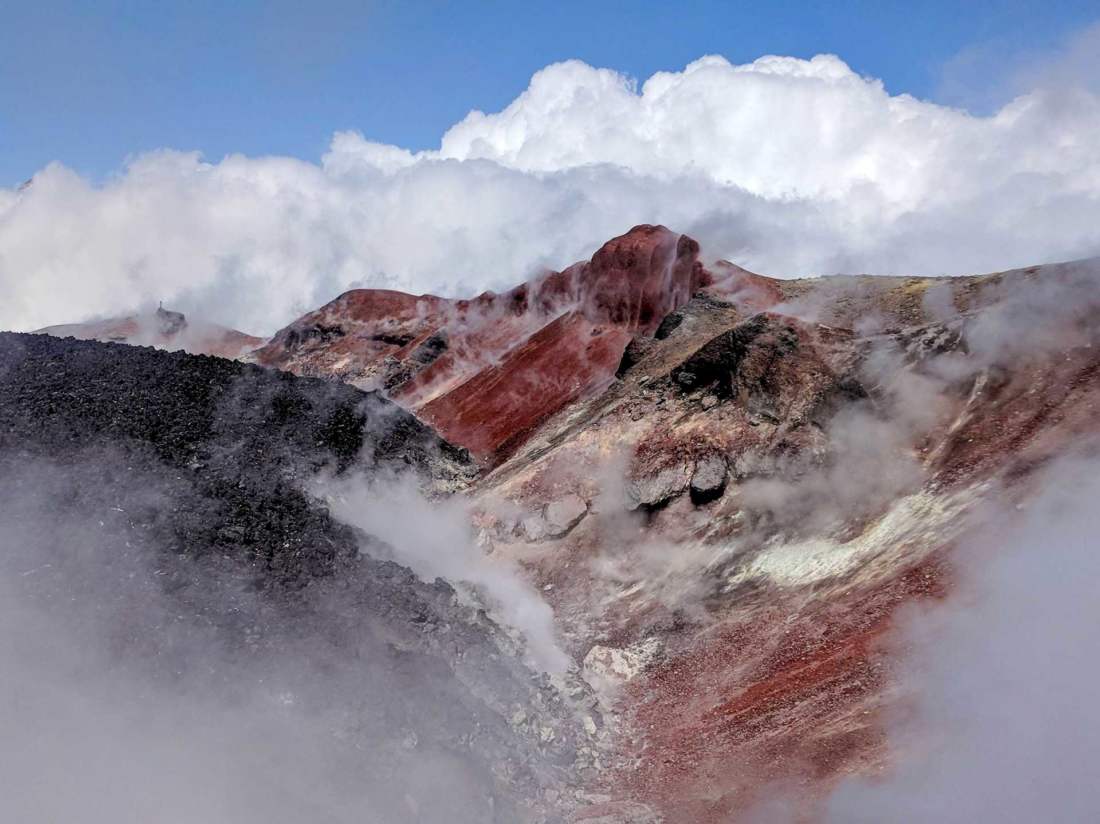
418,313 -> 633,464
617,555 -> 951,823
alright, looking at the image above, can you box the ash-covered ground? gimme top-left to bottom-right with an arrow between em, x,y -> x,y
0,333 -> 583,824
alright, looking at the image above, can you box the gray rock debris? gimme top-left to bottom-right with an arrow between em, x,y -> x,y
571,801 -> 663,824
690,455 -> 728,504
521,514 -> 548,542
522,493 -> 589,541
626,462 -> 691,510
545,494 -> 588,537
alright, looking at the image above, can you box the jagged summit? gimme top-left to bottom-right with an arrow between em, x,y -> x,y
252,225 -> 712,464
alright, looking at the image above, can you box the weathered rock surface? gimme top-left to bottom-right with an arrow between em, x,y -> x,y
252,225 -> 709,465
626,462 -> 692,510
545,494 -> 589,537
688,455 -> 728,504
464,251 -> 1100,822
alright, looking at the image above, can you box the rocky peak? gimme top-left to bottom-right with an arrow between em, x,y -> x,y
251,226 -> 717,466
578,224 -> 709,332
153,304 -> 187,336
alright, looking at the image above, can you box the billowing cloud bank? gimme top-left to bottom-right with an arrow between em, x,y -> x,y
3,51 -> 1100,334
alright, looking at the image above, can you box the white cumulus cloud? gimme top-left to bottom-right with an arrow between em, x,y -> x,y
2,49 -> 1100,335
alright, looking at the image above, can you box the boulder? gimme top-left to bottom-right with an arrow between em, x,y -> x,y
626,462 -> 692,510
690,455 -> 729,504
545,493 -> 588,537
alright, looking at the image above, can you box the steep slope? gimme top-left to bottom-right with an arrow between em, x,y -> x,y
253,225 -> 710,465
465,257 -> 1100,821
185,231 -> 1100,821
0,333 -> 585,824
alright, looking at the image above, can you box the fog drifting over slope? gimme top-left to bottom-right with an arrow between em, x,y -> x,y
825,454 -> 1100,823
0,453 -> 561,824
4,35 -> 1100,335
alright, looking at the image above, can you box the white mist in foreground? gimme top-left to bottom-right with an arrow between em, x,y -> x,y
0,458 -> 549,824
0,588 -> 361,824
321,473 -> 570,676
826,456 -> 1100,823
0,467 -> 370,823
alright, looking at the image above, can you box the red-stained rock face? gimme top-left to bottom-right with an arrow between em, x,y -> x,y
460,255 -> 1100,822
253,224 -> 715,464
416,312 -> 634,464
580,226 -> 710,332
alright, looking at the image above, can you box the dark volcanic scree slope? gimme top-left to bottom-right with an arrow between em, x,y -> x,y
0,332 -> 585,824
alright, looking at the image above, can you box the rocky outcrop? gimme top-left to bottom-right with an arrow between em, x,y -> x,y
578,226 -> 709,332
464,253 -> 1100,822
252,225 -> 710,466
688,454 -> 728,504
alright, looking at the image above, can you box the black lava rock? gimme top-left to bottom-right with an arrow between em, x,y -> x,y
0,332 -> 470,586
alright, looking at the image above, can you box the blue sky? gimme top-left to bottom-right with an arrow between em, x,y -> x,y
2,0 -> 1099,186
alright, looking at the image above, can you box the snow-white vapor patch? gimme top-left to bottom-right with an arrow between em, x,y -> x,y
320,473 -> 570,676
3,45 -> 1100,335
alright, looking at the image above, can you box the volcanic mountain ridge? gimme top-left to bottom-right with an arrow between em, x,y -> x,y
28,224 -> 1100,822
